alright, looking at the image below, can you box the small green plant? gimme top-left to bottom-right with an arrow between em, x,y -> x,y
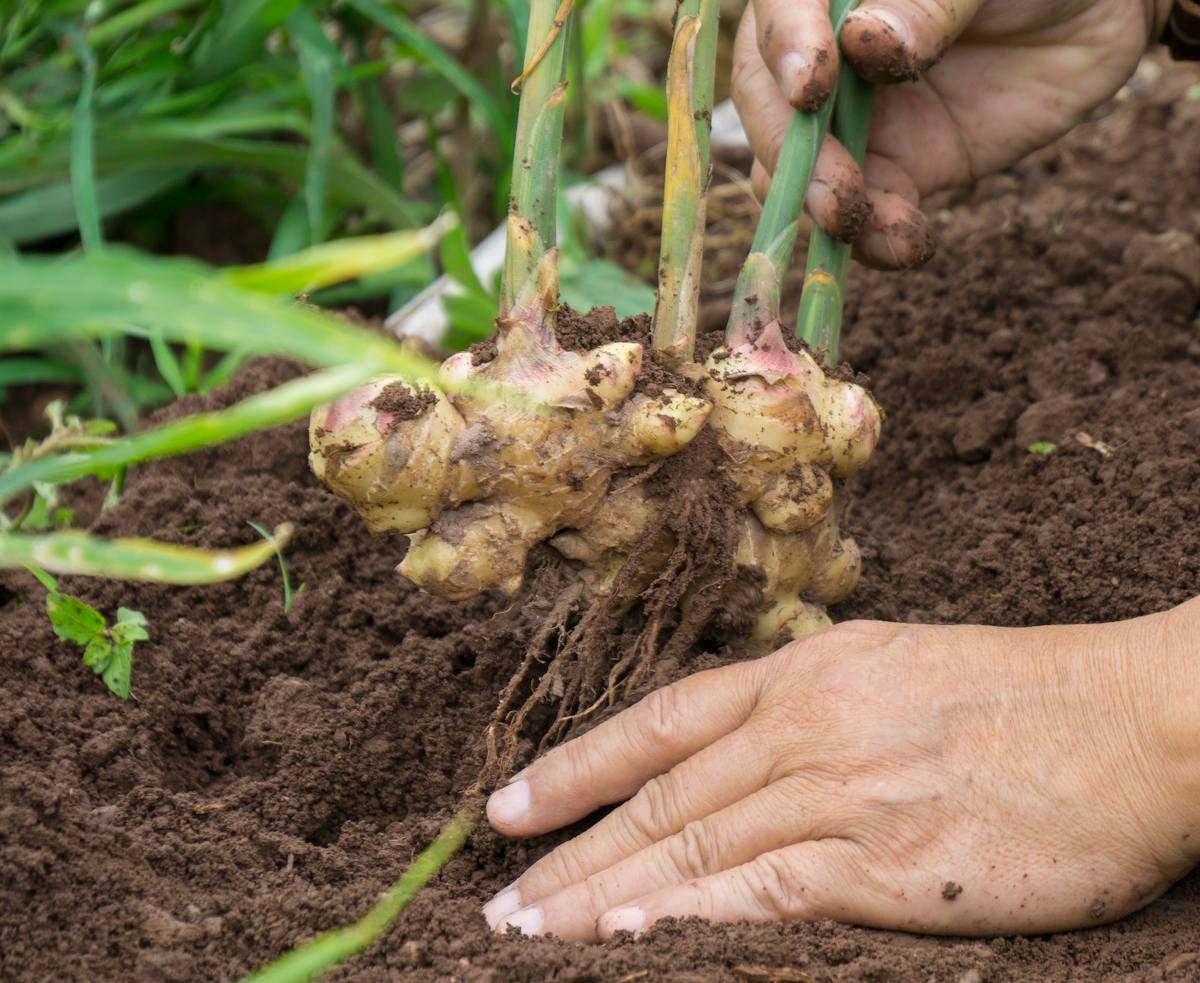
1029,442 -> 1058,455
248,520 -> 303,613
27,566 -> 149,699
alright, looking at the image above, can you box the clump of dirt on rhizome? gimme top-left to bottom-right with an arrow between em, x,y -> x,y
2,54 -> 1200,983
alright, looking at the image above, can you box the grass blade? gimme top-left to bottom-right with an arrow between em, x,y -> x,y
0,168 -> 192,245
357,72 -> 405,191
87,0 -> 201,46
0,364 -> 377,505
190,0 -> 304,84
288,7 -> 338,246
247,519 -> 296,612
0,358 -> 82,388
0,133 -> 428,231
148,333 -> 187,398
347,0 -> 514,157
0,523 -> 293,583
225,214 -> 457,294
242,803 -> 479,983
0,248 -> 443,377
65,26 -> 102,253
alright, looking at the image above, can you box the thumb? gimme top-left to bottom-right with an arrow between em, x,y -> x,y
841,0 -> 985,84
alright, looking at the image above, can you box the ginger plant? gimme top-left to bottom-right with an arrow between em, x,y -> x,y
309,0 -> 879,767
258,4 -> 881,980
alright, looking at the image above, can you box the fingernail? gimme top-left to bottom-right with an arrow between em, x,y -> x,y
599,905 -> 646,938
497,905 -> 544,936
779,51 -> 823,111
861,8 -> 911,48
806,178 -> 835,216
486,779 -> 530,827
482,886 -> 522,929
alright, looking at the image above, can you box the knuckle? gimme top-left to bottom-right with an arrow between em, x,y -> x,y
539,842 -> 591,888
560,735 -> 600,787
636,686 -> 688,749
581,871 -> 618,919
666,819 -> 717,881
623,775 -> 676,846
831,618 -> 901,645
745,851 -> 809,920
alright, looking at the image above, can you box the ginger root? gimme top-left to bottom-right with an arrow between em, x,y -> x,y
311,294 -> 878,645
310,253 -> 710,600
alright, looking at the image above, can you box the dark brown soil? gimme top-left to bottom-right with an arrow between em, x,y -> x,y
3,60 -> 1200,983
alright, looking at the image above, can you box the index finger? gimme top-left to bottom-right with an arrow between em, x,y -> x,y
485,659 -> 764,838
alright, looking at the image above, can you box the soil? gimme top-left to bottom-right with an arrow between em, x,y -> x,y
3,59 -> 1200,983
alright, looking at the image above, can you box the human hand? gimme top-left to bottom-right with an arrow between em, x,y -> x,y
736,0 -> 1174,269
481,601 -> 1200,941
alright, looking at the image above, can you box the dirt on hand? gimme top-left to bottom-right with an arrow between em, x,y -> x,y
2,57 -> 1199,983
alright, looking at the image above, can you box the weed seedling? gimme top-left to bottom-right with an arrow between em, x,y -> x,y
248,520 -> 303,613
27,566 -> 148,700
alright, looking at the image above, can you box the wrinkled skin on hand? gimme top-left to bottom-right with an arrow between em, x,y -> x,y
481,599 -> 1200,941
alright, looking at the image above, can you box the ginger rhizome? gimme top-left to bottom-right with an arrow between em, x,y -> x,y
311,253 -> 710,600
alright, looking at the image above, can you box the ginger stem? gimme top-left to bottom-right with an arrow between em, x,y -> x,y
796,60 -> 874,365
651,2 -> 719,360
734,0 -> 855,310
501,0 -> 573,315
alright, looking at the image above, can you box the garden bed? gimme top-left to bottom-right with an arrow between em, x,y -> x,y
2,60 -> 1199,983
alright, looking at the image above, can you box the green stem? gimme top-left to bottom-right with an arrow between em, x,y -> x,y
796,60 -> 874,365
650,2 -> 720,359
241,803 -> 480,983
723,0 -> 859,355
501,0 -> 573,313
680,0 -> 719,182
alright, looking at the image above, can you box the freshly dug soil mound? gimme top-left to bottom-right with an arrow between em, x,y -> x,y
4,61 -> 1200,983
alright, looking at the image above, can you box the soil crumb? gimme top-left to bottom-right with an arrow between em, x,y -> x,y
369,382 -> 435,421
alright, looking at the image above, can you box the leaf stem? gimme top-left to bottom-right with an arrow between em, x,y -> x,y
744,0 -> 855,282
241,803 -> 480,983
796,55 -> 874,365
501,0 -> 573,313
650,3 -> 719,360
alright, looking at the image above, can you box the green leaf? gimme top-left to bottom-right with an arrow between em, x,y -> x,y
149,332 -> 187,398
0,131 -> 427,231
83,633 -> 113,670
347,0 -> 514,157
357,72 -> 405,191
101,642 -> 133,699
225,215 -> 457,295
438,221 -> 487,297
443,290 -> 500,350
1027,442 -> 1057,455
0,248 -> 443,378
112,607 -> 150,643
0,365 -> 383,507
65,25 -> 102,252
0,357 -> 82,388
190,0 -> 304,84
116,607 -> 148,629
46,591 -> 107,645
288,7 -> 338,246
0,168 -> 191,245
3,525 -> 294,584
26,566 -> 59,592
560,257 -> 655,320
